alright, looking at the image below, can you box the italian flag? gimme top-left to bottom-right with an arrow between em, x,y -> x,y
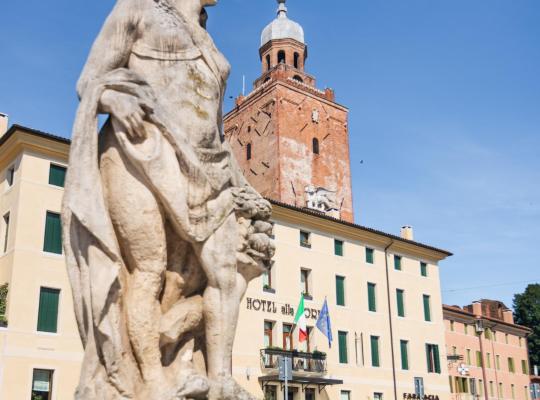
294,294 -> 308,342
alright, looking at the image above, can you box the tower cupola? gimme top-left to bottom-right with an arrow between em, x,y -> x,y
260,0 -> 305,47
257,0 -> 310,86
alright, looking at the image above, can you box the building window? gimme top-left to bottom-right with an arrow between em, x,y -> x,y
262,268 -> 273,292
300,269 -> 311,298
505,333 -> 509,344
508,357 -> 515,373
334,239 -> 344,256
340,391 -> 351,400
293,75 -> 304,83
305,388 -> 315,400
496,354 -> 501,370
374,393 -> 383,400
3,212 -> 9,253
396,289 -> 405,317
486,352 -> 491,368
394,255 -> 402,270
466,349 -> 472,365
32,369 -> 54,400
450,320 -> 455,331
338,331 -> 348,364
519,337 -> 523,347
499,383 -> 504,398
6,165 -> 15,187
476,351 -> 483,367
48,164 -> 67,187
312,137 -> 320,154
294,52 -> 300,69
277,50 -> 286,64
263,321 -> 274,367
265,54 -> 271,71
299,231 -> 311,248
455,377 -> 469,393
479,380 -> 484,396
512,384 -> 516,400
452,346 -> 457,355
485,327 -> 493,340
400,340 -> 409,370
336,276 -> 345,306
43,211 -> 62,254
414,377 -> 425,398
426,344 -> 441,373
420,262 -> 428,277
522,359 -> 529,374
283,323 -> 293,350
37,287 -> 60,333
368,282 -> 377,312
489,382 -> 494,397
464,323 -> 469,335
423,294 -> 431,322
366,247 -> 374,264
371,336 -> 380,367
246,143 -> 252,160
264,385 -> 277,400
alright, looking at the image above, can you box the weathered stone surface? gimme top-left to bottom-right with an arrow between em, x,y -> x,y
61,1 -> 274,399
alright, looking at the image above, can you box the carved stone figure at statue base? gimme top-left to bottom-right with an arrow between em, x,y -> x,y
61,1 -> 275,399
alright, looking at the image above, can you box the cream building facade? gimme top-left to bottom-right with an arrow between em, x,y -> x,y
0,125 -> 453,400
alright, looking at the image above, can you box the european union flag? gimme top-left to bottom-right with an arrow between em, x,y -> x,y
316,299 -> 333,348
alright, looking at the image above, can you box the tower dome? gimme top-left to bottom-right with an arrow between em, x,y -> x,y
261,0 -> 305,47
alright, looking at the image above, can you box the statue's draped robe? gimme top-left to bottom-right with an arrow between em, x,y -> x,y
62,10 -> 240,398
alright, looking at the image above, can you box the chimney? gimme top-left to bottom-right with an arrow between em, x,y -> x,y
502,310 -> 514,324
0,113 -> 8,136
400,226 -> 414,241
471,301 -> 482,316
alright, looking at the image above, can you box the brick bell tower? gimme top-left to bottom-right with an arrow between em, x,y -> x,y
224,0 -> 354,222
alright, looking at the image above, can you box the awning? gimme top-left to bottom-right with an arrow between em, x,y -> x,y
259,374 -> 343,393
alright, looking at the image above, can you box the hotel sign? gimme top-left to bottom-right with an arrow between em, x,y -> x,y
246,297 -> 321,320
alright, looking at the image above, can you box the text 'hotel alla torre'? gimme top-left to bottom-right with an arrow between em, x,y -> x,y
224,0 -> 354,222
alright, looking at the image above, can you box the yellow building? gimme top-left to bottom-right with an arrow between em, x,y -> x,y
0,124 -> 452,400
0,124 -> 81,400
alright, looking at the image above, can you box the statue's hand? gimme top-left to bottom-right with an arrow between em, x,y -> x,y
100,90 -> 147,140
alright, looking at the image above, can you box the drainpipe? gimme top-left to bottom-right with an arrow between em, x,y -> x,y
476,319 -> 489,400
384,240 -> 398,400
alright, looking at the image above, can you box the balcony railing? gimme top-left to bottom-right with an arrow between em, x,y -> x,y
260,348 -> 327,375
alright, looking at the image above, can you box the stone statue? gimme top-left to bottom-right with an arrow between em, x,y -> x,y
61,1 -> 274,399
304,185 -> 339,214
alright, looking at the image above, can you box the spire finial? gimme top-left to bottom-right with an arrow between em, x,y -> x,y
277,0 -> 288,18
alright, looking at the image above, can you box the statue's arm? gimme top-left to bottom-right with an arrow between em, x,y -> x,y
77,0 -> 141,98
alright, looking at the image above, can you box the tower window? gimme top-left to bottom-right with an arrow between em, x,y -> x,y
246,143 -> 252,160
293,75 -> 304,83
294,52 -> 300,68
277,50 -> 286,64
312,138 -> 320,154
266,54 -> 271,71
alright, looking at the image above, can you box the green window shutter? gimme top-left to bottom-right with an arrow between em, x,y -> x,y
366,248 -> 374,264
397,289 -> 405,317
476,351 -> 483,367
48,164 -> 67,187
371,336 -> 380,367
423,295 -> 431,321
434,345 -> 441,373
336,276 -> 345,306
338,331 -> 348,363
368,283 -> 376,312
421,262 -> 428,277
37,288 -> 60,333
43,212 -> 62,254
394,255 -> 402,270
334,240 -> 343,256
400,340 -> 409,370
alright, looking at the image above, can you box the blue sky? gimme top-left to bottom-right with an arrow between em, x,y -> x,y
1,0 -> 539,308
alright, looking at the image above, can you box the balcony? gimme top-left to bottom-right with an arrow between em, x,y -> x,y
260,348 -> 327,376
